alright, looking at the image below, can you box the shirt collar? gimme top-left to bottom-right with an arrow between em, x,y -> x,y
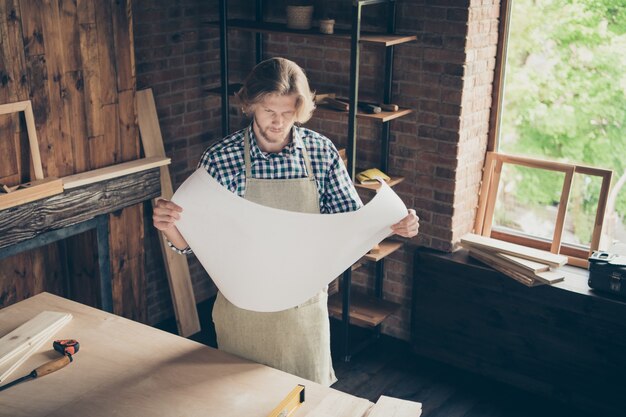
247,124 -> 304,160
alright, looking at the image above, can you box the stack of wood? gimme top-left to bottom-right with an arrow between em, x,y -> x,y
460,234 -> 568,286
0,311 -> 71,383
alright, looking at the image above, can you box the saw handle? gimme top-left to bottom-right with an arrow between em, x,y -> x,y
33,355 -> 72,378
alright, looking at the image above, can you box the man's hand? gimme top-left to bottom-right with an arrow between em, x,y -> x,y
391,209 -> 419,238
153,199 -> 183,232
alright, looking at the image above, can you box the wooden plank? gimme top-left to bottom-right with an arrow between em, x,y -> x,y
65,70 -> 89,173
589,170 -> 612,254
303,391 -> 373,417
39,0 -> 75,178
0,0 -> 29,101
61,157 -> 170,189
467,248 -> 539,287
367,396 -> 422,417
467,246 -> 565,286
111,0 -> 134,92
109,202 -> 146,321
26,54 -> 50,178
18,0 -> 45,57
136,88 -> 200,337
460,233 -> 568,267
0,178 -> 63,210
0,312 -> 71,382
481,158 -> 502,236
118,89 -> 139,161
94,0 -> 116,105
498,253 -> 549,273
0,311 -> 71,366
78,20 -> 103,138
474,152 -> 495,234
551,167 -> 574,254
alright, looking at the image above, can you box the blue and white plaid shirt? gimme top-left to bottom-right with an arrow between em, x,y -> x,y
169,124 -> 362,254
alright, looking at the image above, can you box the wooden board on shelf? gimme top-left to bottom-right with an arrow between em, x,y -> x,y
460,233 -> 567,268
328,290 -> 400,328
316,105 -> 413,123
0,178 -> 63,210
62,157 -> 170,189
355,176 -> 404,191
363,240 -> 403,262
207,19 -> 417,46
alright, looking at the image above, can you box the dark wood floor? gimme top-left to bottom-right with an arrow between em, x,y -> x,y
156,298 -> 592,417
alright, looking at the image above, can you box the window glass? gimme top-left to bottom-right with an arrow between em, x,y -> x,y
498,0 -> 626,250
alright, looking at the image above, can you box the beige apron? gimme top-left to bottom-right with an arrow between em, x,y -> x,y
212,128 -> 337,386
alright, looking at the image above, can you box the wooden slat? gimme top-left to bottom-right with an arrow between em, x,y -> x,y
111,0 -> 134,92
0,311 -> 71,382
62,157 -> 170,189
498,253 -> 549,273
25,54 -> 49,179
94,1 -> 117,106
461,233 -> 568,267
0,1 -> 29,101
551,167 -> 574,253
481,158 -> 502,236
467,248 -> 538,287
39,0 -> 75,178
474,152 -> 495,234
136,88 -> 200,337
367,396 -> 422,417
18,0 -> 45,57
589,170 -> 612,254
78,20 -> 104,138
0,178 -> 63,210
0,311 -> 71,365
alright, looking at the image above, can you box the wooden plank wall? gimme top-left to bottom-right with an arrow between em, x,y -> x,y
0,0 -> 145,322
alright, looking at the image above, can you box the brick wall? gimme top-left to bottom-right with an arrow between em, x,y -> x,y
133,0 -> 501,340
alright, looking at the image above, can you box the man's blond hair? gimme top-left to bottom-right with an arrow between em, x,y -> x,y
237,57 -> 315,124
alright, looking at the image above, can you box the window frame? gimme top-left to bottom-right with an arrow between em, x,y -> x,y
481,0 -> 614,268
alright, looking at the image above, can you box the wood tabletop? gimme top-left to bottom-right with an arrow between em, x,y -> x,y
0,293 -> 372,417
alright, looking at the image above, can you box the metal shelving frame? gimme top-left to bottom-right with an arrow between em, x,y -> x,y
217,0 -> 406,362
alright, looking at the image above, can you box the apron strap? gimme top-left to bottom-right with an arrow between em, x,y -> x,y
244,126 -> 316,180
244,127 -> 253,178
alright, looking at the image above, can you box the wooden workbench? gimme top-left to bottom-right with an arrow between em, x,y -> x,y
0,293 -> 373,417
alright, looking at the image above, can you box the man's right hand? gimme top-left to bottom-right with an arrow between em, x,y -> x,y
153,199 -> 183,232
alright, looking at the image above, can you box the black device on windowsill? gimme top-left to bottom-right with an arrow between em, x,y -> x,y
588,251 -> 626,299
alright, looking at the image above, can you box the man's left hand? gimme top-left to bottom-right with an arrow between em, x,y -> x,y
391,209 -> 419,238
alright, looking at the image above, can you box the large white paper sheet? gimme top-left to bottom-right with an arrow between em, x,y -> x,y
172,169 -> 407,312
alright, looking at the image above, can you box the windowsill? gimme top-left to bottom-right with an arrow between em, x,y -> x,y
429,247 -> 626,306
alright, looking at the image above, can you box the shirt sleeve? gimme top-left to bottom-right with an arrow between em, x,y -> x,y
321,148 -> 363,214
166,238 -> 193,255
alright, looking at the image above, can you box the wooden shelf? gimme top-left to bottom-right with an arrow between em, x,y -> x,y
363,239 -> 403,262
355,175 -> 405,191
204,85 -> 413,123
206,19 -> 417,46
328,290 -> 400,328
315,105 -> 413,123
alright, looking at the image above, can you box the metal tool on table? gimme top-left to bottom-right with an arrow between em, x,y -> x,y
0,339 -> 80,392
